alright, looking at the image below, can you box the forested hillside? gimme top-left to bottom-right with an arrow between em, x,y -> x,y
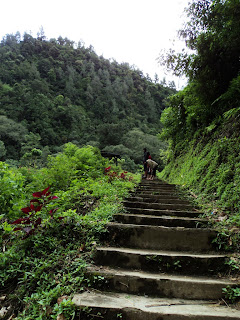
0,32 -> 175,168
159,0 -> 240,250
2,1 -> 240,317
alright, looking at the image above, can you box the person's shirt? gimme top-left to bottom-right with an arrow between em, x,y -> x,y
143,151 -> 148,162
146,159 -> 158,169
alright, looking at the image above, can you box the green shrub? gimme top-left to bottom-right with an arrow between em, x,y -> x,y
1,144 -> 140,319
0,162 -> 27,220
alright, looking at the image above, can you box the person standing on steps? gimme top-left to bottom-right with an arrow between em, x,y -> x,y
146,152 -> 152,160
146,158 -> 158,180
146,151 -> 152,177
143,148 -> 148,178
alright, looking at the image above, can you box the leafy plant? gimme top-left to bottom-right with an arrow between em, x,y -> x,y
0,161 -> 26,219
222,286 -> 240,303
11,186 -> 59,239
52,298 -> 76,319
104,166 -> 132,182
225,257 -> 240,272
0,145 -> 139,319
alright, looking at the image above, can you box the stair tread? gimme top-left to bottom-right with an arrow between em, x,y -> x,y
87,265 -> 235,284
96,246 -> 227,258
124,200 -> 192,205
127,196 -> 190,202
116,212 -> 205,222
107,221 -> 214,232
125,206 -> 201,212
73,291 -> 240,319
125,207 -> 202,218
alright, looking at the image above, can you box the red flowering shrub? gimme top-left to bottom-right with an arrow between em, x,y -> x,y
104,167 -> 131,182
104,166 -> 111,173
11,186 -> 60,239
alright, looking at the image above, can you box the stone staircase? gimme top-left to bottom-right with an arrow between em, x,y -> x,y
73,179 -> 240,319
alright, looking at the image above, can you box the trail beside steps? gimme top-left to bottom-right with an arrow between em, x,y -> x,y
73,179 -> 240,319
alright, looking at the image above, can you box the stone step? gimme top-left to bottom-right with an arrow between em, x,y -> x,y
137,188 -> 178,193
140,182 -> 176,188
135,190 -> 180,196
94,246 -> 228,276
105,223 -> 216,252
136,187 -> 178,193
137,181 -> 177,189
141,180 -> 176,185
124,200 -> 194,211
114,213 -> 206,228
86,266 -> 236,300
133,193 -> 184,200
125,207 -> 201,218
126,196 -> 191,205
142,179 -> 174,184
73,291 -> 240,320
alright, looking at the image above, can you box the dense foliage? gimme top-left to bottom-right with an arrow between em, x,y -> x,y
0,31 -> 174,168
0,144 -> 140,319
158,0 -> 240,251
159,0 -> 240,146
160,134 -> 240,252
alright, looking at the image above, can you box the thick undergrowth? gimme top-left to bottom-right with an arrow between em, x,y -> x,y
159,127 -> 240,254
0,143 -> 140,320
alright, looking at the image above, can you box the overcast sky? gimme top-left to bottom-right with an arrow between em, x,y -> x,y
0,0 -> 190,88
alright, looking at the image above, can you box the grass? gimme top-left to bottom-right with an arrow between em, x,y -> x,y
0,144 -> 141,319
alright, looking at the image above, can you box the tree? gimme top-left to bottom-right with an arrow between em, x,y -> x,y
0,140 -> 6,160
122,128 -> 166,164
0,116 -> 28,159
97,123 -> 127,148
20,148 -> 42,167
37,26 -> 46,41
160,0 -> 240,106
158,0 -> 240,130
21,132 -> 42,156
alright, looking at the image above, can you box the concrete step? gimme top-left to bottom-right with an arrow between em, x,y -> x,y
135,190 -> 180,196
114,213 -> 206,228
94,246 -> 228,276
126,196 -> 192,205
136,187 -> 178,193
86,266 -> 236,300
141,179 -> 175,184
73,291 -> 240,320
137,181 -> 177,189
137,188 -> 178,193
105,223 -> 216,252
139,182 -> 176,188
124,200 -> 194,211
133,193 -> 185,200
125,207 -> 201,218
141,180 -> 176,185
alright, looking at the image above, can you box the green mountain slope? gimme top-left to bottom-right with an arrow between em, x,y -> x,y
0,32 -> 175,166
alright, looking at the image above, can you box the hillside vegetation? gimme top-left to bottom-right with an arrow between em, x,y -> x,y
0,144 -> 140,319
159,0 -> 240,252
0,22 -> 177,320
2,0 -> 240,316
0,31 -> 174,169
